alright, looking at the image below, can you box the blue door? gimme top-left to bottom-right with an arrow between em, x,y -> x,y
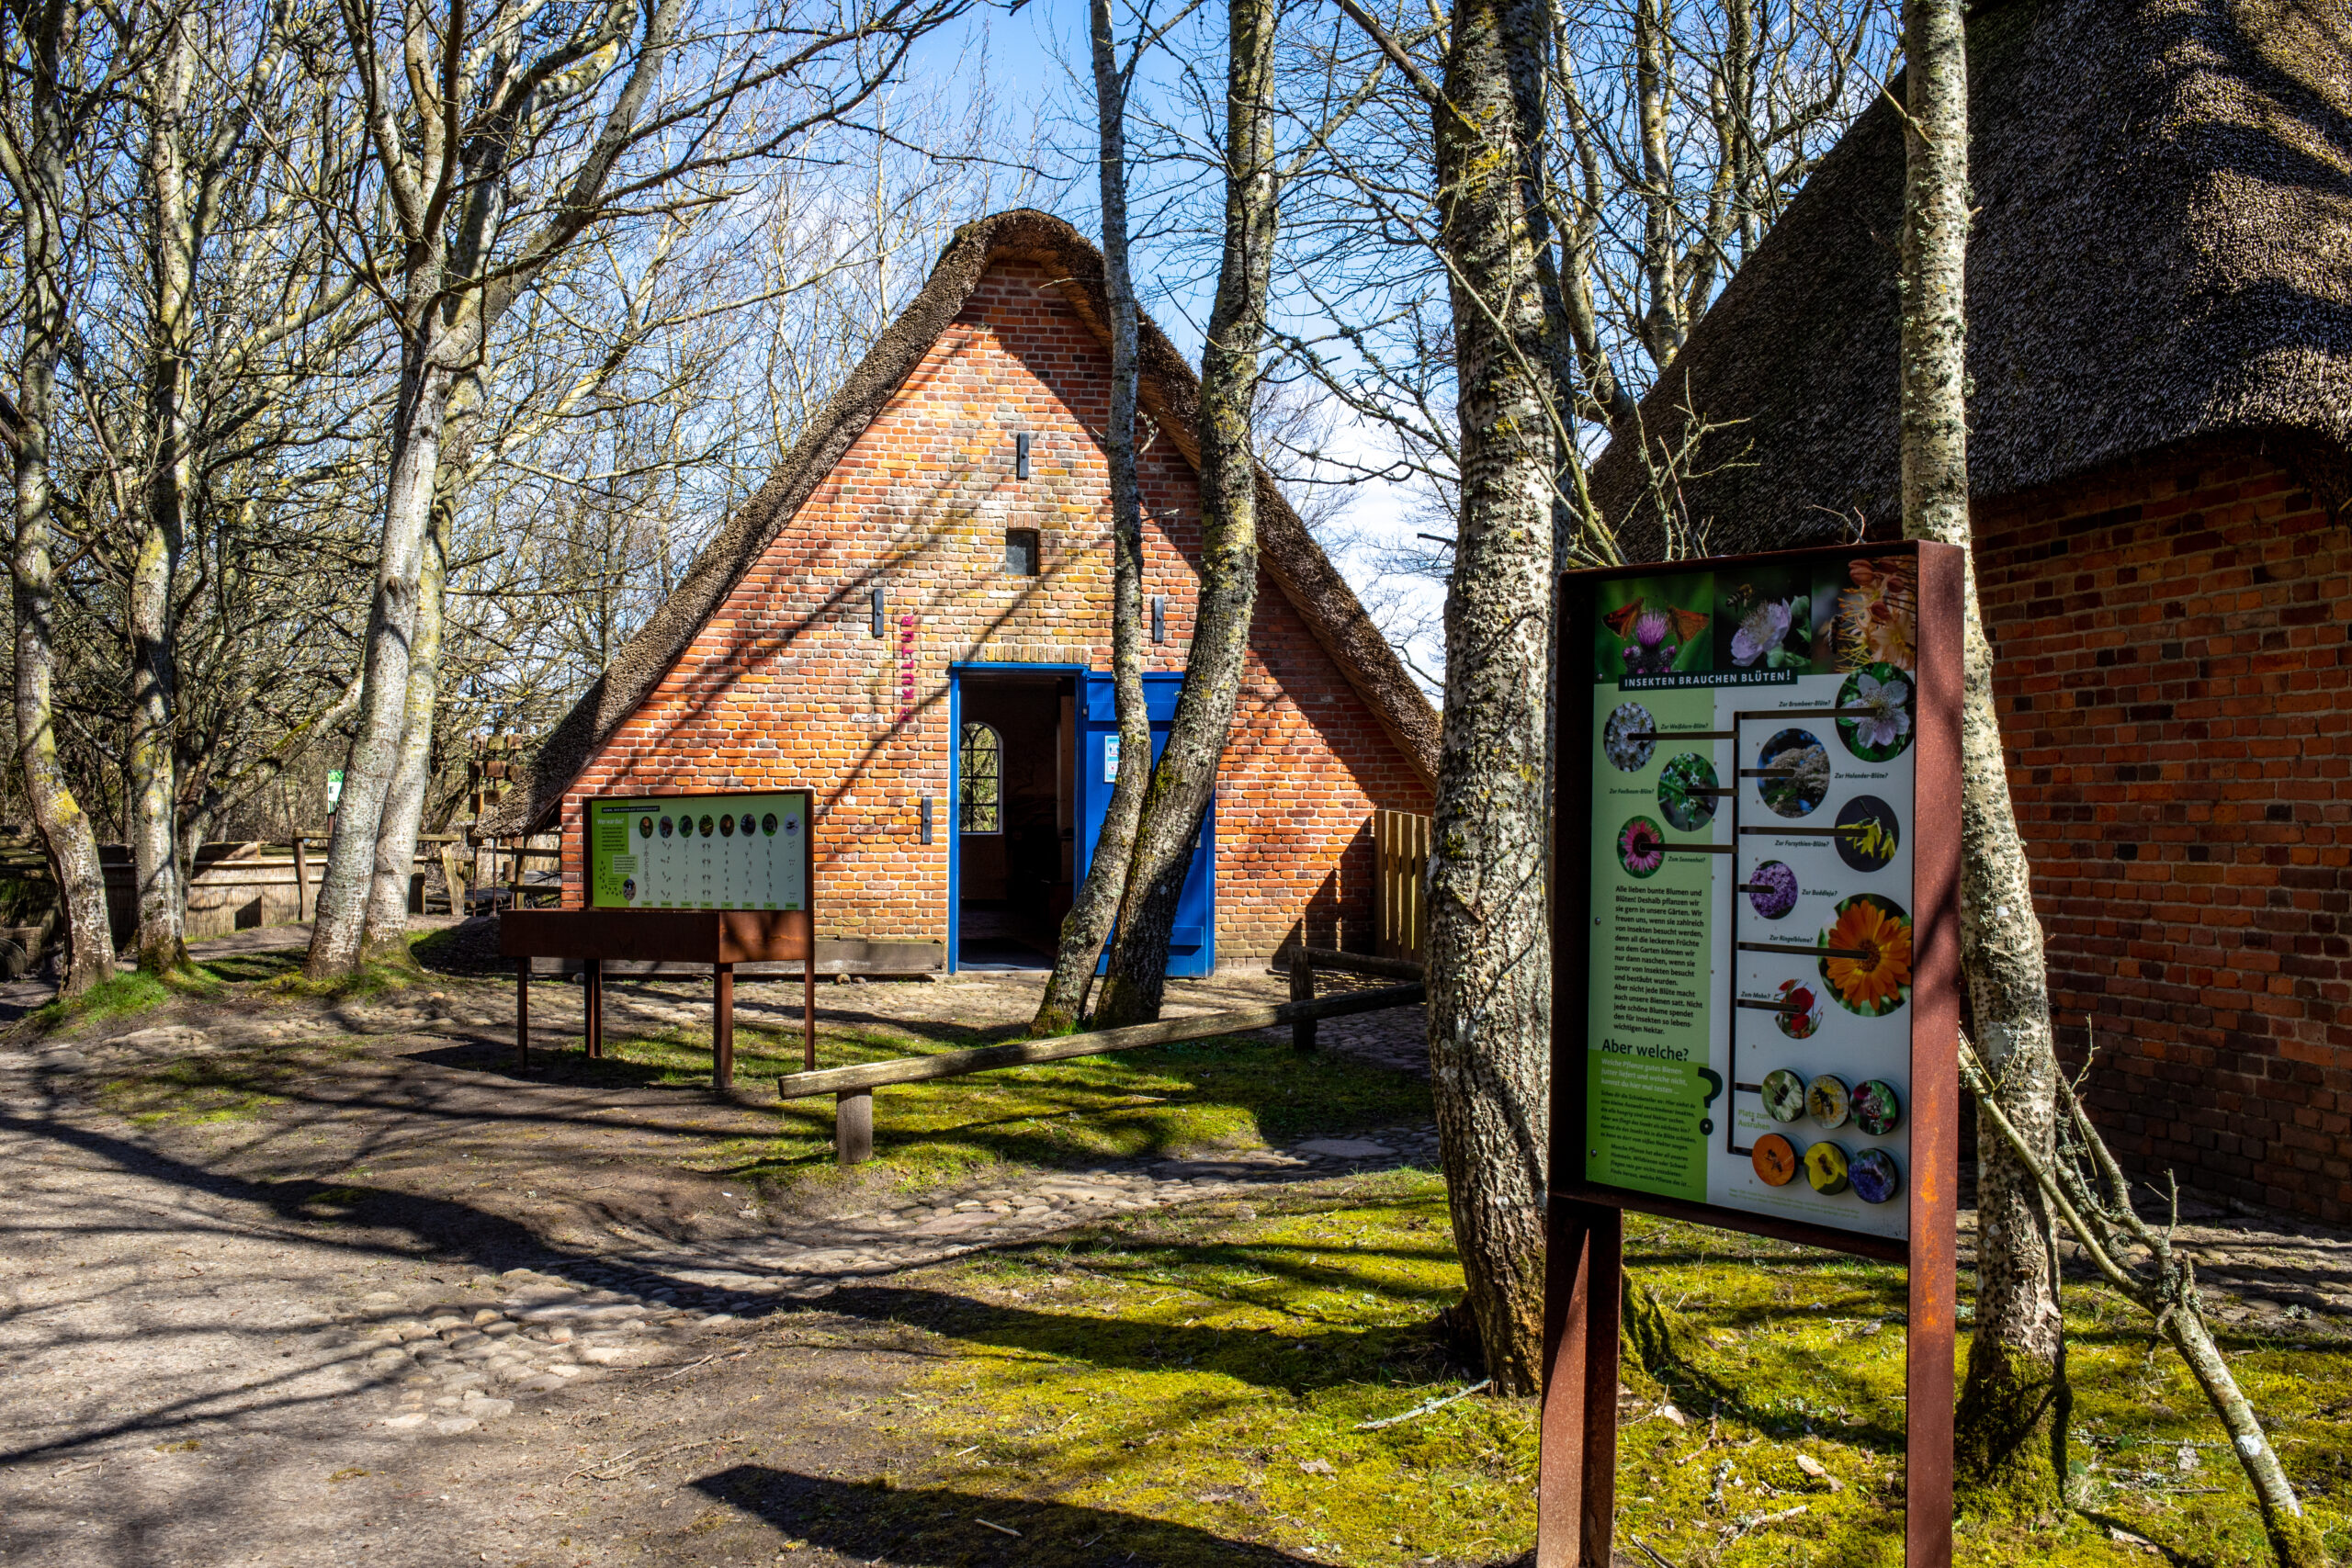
1075,673 -> 1216,976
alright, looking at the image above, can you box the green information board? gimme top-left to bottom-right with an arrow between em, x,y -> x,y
1570,548 -> 1949,1245
585,790 -> 812,911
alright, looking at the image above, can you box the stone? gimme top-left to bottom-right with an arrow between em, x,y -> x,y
433,1416 -> 481,1435
546,1363 -> 584,1378
578,1346 -> 629,1365
461,1396 -> 515,1420
382,1413 -> 429,1431
1295,1139 -> 1396,1159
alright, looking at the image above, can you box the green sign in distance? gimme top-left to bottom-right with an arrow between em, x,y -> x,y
586,791 -> 811,911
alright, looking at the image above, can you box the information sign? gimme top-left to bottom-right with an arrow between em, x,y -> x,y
1580,551 -> 1928,1240
585,790 -> 813,911
1542,542 -> 1962,1568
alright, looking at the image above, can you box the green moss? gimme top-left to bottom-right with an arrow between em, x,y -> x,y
885,1197 -> 2350,1568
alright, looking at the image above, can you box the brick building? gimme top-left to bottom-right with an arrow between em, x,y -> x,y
484,210 -> 1437,976
1586,0 -> 2352,1216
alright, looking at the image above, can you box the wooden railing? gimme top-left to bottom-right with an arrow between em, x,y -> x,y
779,982 -> 1426,1164
1374,808 -> 1431,962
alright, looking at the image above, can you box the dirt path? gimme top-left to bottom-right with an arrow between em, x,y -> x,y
0,932 -> 1437,1567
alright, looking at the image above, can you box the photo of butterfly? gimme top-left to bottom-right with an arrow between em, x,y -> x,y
1601,598 -> 1711,675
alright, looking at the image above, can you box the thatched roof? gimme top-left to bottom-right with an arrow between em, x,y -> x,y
1588,0 -> 2352,558
484,209 -> 1439,836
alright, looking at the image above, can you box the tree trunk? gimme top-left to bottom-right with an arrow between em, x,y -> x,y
1033,0 -> 1153,1036
1420,0 -> 1559,1395
1898,0 -> 2068,1510
360,479 -> 452,960
1092,0 -> 1279,1029
130,29 -> 197,976
7,12 -> 117,999
305,329 -> 454,978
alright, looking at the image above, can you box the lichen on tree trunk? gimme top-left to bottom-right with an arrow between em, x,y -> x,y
1419,0 -> 1562,1395
6,14 -> 117,999
1898,0 -> 2067,1511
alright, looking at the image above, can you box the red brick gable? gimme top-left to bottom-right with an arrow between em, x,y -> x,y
553,256 -> 1431,961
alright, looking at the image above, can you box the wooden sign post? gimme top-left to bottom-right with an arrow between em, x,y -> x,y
502,788 -> 820,1089
1543,542 -> 1963,1568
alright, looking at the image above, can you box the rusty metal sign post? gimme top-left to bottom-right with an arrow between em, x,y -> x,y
1543,542 -> 1962,1568
501,788 -> 820,1089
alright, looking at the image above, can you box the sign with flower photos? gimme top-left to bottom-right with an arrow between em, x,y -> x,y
1560,542 -> 1959,1247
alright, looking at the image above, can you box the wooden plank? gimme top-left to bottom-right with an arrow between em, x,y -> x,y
778,982 -> 1425,1100
1300,944 -> 1423,980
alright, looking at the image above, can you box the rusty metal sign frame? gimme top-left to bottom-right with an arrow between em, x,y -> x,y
1542,541 -> 1962,1568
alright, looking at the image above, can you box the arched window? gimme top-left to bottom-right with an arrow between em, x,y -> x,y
959,722 -> 1001,833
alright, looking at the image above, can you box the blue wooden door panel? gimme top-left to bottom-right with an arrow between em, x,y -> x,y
1076,674 -> 1216,976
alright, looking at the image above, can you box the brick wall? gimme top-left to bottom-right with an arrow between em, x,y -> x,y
1973,435 -> 2352,1220
553,257 -> 1432,964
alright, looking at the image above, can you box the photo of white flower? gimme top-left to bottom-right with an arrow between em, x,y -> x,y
1836,663 -> 1916,761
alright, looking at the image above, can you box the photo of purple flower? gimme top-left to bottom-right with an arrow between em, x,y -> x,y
1597,586 -> 1710,679
1747,860 -> 1799,919
1617,815 -> 1668,879
1850,1147 -> 1901,1205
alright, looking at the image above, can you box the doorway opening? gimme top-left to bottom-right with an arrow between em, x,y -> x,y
956,671 -> 1076,969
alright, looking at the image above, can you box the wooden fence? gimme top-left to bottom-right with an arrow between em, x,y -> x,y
0,829 -> 565,946
1373,808 -> 1431,962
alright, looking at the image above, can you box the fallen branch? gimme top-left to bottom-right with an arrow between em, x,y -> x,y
565,1437 -> 726,1483
1353,1379 -> 1491,1430
975,1518 -> 1023,1538
653,1348 -> 751,1382
1961,1030 -> 2325,1568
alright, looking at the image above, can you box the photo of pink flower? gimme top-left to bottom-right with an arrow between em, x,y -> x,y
1617,815 -> 1668,879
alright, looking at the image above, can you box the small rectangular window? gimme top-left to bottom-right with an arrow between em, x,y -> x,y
1004,528 -> 1040,576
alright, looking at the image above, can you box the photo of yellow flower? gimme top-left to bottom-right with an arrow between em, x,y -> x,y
1817,894 -> 1914,1017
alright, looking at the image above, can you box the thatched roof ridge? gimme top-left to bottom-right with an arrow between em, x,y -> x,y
1588,0 -> 2352,558
484,209 -> 1438,836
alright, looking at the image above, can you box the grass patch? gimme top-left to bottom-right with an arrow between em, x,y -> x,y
263,952 -> 427,1003
562,1019 -> 1431,1191
27,960 -> 248,1032
886,1192 -> 2350,1568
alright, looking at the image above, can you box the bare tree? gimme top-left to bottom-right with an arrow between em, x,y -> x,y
1894,0 -> 2068,1510
1031,0 -> 1162,1035
302,0 -> 973,978
0,0 -> 162,996
1332,0 -> 1567,1396
1092,0 -> 1281,1027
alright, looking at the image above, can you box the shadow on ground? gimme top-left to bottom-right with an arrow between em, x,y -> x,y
691,1466 -> 1303,1567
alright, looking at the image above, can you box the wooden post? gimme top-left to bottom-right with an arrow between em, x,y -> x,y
835,1088 -> 873,1165
441,846 -> 467,917
1288,947 -> 1317,1052
1536,1201 -> 1622,1568
515,958 -> 530,1072
585,957 -> 603,1057
292,837 -> 311,923
802,956 -> 816,1072
714,962 -> 735,1089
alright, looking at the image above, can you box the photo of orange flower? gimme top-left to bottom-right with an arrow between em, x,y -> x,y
1818,894 -> 1914,1017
